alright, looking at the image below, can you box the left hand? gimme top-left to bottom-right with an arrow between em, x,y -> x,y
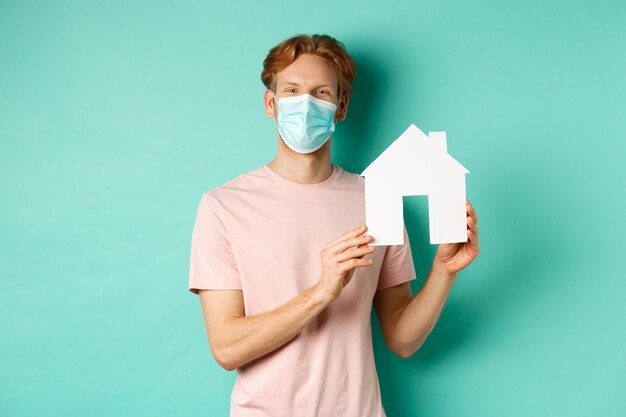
433,199 -> 480,277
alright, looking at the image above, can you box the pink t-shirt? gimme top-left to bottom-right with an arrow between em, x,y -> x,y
188,163 -> 417,417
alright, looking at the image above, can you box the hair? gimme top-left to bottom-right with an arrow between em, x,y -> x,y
261,34 -> 357,99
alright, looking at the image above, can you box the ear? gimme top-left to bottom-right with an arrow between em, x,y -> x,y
264,89 -> 277,118
334,94 -> 350,122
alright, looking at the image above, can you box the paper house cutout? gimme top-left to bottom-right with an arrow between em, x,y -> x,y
361,124 -> 470,246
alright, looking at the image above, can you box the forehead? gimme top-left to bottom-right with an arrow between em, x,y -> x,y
274,53 -> 338,89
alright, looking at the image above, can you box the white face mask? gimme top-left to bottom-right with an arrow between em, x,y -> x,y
272,92 -> 338,153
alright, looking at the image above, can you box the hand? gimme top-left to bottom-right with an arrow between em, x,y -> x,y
433,199 -> 480,277
317,225 -> 376,302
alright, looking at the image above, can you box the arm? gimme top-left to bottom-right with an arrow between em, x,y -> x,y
373,199 -> 480,358
199,285 -> 331,371
373,264 -> 456,358
198,225 -> 375,371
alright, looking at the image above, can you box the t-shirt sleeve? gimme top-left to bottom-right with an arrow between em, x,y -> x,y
188,193 -> 242,294
377,225 -> 417,290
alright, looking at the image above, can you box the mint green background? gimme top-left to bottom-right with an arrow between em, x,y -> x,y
1,1 -> 624,416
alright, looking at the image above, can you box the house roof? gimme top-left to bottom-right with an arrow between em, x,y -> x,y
361,124 -> 469,178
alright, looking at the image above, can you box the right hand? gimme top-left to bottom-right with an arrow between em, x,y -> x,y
317,225 -> 376,302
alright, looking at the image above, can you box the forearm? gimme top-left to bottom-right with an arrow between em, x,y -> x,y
217,283 -> 332,370
391,262 -> 457,357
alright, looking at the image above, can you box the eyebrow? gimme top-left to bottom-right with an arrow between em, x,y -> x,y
281,82 -> 334,90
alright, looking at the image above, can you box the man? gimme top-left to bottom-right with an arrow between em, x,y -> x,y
188,34 -> 479,417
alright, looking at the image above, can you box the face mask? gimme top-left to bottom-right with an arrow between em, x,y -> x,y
271,92 -> 338,153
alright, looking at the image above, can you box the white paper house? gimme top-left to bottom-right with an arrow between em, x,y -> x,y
361,124 -> 470,246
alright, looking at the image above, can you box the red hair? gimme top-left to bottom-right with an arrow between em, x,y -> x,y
261,34 -> 357,98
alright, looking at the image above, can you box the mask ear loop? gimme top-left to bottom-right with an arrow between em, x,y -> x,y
270,92 -> 279,110
270,92 -> 287,144
271,92 -> 282,125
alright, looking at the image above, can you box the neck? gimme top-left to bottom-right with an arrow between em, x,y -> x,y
267,136 -> 333,184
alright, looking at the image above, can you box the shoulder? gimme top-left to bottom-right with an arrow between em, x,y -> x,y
199,165 -> 269,210
333,164 -> 365,190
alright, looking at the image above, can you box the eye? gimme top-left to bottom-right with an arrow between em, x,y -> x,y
285,88 -> 297,94
315,89 -> 328,95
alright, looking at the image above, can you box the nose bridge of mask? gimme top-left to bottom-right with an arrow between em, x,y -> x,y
273,92 -> 337,111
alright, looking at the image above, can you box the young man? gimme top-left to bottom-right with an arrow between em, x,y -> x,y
188,34 -> 480,417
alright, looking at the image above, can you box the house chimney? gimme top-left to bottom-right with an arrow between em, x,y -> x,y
429,131 -> 447,153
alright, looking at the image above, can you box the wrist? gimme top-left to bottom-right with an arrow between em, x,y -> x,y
431,259 -> 458,281
312,282 -> 336,305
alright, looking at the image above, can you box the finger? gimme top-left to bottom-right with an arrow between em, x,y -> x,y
331,234 -> 372,255
466,200 -> 477,224
324,225 -> 367,249
339,257 -> 374,272
467,229 -> 479,251
334,244 -> 375,263
467,215 -> 478,236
